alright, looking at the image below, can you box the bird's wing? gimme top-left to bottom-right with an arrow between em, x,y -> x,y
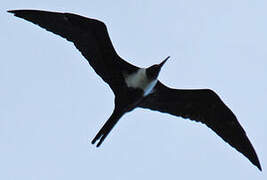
139,81 -> 261,170
8,9 -> 138,94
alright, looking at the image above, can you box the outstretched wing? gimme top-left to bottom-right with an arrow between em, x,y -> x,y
8,9 -> 138,94
139,81 -> 261,170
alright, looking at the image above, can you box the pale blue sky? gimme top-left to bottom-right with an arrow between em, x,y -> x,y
1,0 -> 267,179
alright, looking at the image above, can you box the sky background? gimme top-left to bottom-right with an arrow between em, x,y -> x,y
1,0 -> 267,179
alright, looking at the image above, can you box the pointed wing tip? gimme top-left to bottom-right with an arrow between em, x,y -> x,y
240,135 -> 262,171
254,159 -> 262,171
7,10 -> 15,14
8,9 -> 33,14
248,151 -> 262,171
242,141 -> 262,171
7,9 -> 26,17
7,9 -> 43,16
7,9 -> 24,14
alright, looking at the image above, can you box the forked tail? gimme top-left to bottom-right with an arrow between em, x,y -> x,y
91,109 -> 124,147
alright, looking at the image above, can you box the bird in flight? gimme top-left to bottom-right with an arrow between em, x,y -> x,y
8,9 -> 261,171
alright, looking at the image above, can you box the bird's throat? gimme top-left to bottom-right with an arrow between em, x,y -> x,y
123,68 -> 157,96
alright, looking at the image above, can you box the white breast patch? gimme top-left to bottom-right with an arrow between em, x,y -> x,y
123,68 -> 157,96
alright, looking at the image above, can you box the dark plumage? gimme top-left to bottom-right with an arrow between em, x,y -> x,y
8,9 -> 261,171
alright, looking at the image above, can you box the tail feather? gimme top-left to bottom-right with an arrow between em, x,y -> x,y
91,109 -> 124,147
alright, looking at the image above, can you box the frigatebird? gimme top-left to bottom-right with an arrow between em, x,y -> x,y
8,9 -> 261,170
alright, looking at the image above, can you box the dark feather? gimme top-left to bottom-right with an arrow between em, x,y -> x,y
8,9 -> 261,170
8,9 -> 138,94
139,82 -> 261,170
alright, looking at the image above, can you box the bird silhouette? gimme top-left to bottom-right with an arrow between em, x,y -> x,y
8,9 -> 261,171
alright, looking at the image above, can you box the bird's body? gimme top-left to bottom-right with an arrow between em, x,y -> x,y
8,9 -> 262,171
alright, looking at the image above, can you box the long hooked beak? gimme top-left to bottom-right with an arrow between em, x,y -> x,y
159,56 -> 170,68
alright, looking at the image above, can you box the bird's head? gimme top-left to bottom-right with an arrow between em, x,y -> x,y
146,56 -> 170,80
